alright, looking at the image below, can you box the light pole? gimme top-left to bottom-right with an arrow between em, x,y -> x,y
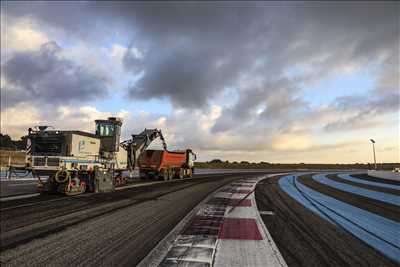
370,139 -> 377,170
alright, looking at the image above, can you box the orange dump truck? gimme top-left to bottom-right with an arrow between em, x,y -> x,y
138,149 -> 196,180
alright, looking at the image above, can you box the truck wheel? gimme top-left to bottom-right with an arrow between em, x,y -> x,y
179,168 -> 184,179
162,169 -> 169,181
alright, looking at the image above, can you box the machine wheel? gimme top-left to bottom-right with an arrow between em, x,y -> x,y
55,170 -> 70,183
114,171 -> 126,187
82,182 -> 87,193
64,181 -> 86,196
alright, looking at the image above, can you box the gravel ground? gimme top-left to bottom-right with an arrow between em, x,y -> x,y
0,172 -> 264,267
255,175 -> 398,267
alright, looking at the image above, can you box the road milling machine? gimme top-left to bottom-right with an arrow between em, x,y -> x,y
25,117 -> 169,195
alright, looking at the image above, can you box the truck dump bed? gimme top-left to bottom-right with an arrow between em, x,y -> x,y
138,150 -> 186,171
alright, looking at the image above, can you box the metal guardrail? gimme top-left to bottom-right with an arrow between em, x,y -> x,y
28,155 -> 125,171
30,155 -> 104,170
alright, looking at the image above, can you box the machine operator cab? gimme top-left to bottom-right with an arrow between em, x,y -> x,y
95,117 -> 127,170
95,117 -> 122,152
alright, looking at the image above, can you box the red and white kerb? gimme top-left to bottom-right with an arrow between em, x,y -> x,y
159,176 -> 287,267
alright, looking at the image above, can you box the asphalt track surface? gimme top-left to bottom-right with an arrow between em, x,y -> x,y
255,173 -> 399,267
0,169 -> 286,198
0,180 -> 39,198
0,172 -> 269,267
0,173 -> 235,198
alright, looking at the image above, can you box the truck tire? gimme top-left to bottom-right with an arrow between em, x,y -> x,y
178,168 -> 184,179
162,169 -> 169,181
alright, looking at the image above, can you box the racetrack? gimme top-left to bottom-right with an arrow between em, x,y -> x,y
3,171 -> 398,267
255,173 -> 400,267
0,172 -> 269,266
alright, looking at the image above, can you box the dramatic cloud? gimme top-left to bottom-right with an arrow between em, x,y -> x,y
3,2 -> 398,108
1,41 -> 109,109
1,2 -> 398,162
116,2 -> 399,108
0,16 -> 49,61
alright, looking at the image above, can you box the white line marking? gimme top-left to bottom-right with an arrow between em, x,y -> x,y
116,177 -> 202,190
0,193 -> 40,202
259,211 -> 275,215
8,183 -> 37,187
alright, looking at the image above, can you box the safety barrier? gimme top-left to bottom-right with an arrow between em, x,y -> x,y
367,170 -> 400,181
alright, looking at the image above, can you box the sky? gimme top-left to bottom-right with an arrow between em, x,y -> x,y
0,1 -> 399,163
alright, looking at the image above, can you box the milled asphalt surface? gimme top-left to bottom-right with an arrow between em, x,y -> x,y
0,172 -> 268,267
255,174 -> 398,267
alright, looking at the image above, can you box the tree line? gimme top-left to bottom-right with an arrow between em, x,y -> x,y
0,133 -> 27,150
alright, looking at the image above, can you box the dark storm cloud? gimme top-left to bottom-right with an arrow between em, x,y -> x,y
1,1 -> 122,43
113,3 -> 273,108
126,44 -> 249,108
2,42 -> 108,109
